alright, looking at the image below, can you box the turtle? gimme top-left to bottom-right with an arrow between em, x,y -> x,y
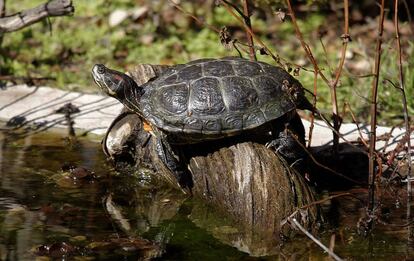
92,57 -> 314,189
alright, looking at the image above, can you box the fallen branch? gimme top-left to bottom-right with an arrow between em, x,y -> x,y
0,0 -> 74,34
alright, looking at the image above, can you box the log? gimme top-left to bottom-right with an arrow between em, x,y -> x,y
188,142 -> 318,235
103,64 -> 321,255
0,0 -> 74,34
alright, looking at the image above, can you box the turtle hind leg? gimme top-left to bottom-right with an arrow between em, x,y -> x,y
155,138 -> 193,191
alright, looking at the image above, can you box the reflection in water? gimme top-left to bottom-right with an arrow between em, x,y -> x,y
0,130 -> 247,260
0,128 -> 413,260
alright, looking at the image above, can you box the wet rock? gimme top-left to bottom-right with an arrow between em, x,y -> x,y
87,237 -> 163,259
33,242 -> 77,258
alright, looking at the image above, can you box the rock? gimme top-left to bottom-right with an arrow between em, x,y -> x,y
131,6 -> 149,20
108,9 -> 129,27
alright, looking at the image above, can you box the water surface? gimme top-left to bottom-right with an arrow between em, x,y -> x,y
0,129 -> 413,260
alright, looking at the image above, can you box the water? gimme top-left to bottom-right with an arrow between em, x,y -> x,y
0,129 -> 413,260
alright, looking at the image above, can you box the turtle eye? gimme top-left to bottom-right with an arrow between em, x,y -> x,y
96,64 -> 106,74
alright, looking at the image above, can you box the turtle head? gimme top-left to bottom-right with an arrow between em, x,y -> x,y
92,64 -> 140,101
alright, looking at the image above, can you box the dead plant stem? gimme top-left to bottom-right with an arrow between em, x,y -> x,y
307,70 -> 318,147
329,0 -> 350,152
368,0 -> 386,216
168,0 -> 220,33
241,0 -> 256,61
394,0 -> 413,242
394,0 -> 412,196
285,0 -> 343,153
220,0 -> 283,66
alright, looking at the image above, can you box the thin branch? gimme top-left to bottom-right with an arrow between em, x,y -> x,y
288,218 -> 343,261
242,0 -> 256,61
344,102 -> 369,148
394,0 -> 413,242
168,0 -> 220,33
0,0 -> 74,34
394,0 -> 412,194
219,0 -> 284,66
286,128 -> 365,185
329,0 -> 350,151
368,0 -> 386,217
307,69 -> 318,147
284,0 -> 333,150
221,0 -> 245,19
284,0 -> 329,84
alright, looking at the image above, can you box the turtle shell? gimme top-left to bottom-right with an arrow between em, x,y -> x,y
139,57 -> 304,138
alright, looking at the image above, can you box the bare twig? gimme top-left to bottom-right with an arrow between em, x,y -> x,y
0,0 -> 74,34
307,70 -> 318,147
288,218 -> 343,261
329,0 -> 350,152
293,192 -> 357,215
168,0 -> 220,33
286,128 -> 365,185
285,0 -> 351,154
344,102 -> 369,148
394,0 -> 413,242
368,0 -> 386,217
241,0 -> 256,61
219,0 -> 284,66
284,0 -> 332,149
394,0 -> 412,194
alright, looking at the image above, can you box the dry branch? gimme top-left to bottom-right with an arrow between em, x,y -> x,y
0,0 -> 74,34
367,0 -> 386,217
393,0 -> 412,191
242,0 -> 256,61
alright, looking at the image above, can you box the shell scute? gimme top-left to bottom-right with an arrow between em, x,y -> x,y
177,64 -> 202,81
189,77 -> 225,116
243,110 -> 266,129
221,76 -> 259,111
233,60 -> 263,76
158,83 -> 188,114
222,114 -> 243,130
202,119 -> 221,134
203,60 -> 234,77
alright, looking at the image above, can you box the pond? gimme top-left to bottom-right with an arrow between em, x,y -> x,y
0,128 -> 412,260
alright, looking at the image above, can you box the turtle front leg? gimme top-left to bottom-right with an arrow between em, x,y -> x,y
155,138 -> 193,191
266,113 -> 306,169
